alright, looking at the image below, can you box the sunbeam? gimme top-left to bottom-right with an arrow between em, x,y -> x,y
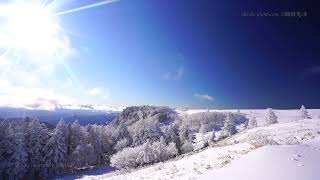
55,0 -> 119,16
0,0 -> 119,109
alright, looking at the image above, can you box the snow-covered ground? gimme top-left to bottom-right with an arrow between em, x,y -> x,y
60,109 -> 320,180
201,137 -> 320,180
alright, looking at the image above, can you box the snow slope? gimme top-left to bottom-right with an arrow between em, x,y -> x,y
201,138 -> 320,180
61,109 -> 320,180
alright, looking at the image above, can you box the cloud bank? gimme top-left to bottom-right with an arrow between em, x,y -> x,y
194,93 -> 214,101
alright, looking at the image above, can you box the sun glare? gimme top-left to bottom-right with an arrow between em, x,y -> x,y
0,2 -> 66,59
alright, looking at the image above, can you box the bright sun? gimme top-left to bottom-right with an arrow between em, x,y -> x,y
0,2 -> 67,59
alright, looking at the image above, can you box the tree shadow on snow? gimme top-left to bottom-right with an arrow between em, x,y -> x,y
53,165 -> 117,180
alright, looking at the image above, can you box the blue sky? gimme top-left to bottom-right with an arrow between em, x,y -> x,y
60,0 -> 221,108
0,0 -> 319,109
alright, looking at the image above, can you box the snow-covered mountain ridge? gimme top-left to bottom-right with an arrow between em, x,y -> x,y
58,104 -> 124,113
0,103 -> 124,113
0,104 -> 123,126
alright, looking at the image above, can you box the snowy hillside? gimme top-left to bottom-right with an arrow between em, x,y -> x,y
69,109 -> 320,180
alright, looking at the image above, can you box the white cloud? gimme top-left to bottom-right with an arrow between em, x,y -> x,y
0,51 -> 78,110
0,85 -> 76,110
164,66 -> 184,80
88,88 -> 102,96
194,93 -> 214,101
87,87 -> 110,99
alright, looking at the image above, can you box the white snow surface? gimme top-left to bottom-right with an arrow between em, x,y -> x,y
62,109 -> 320,180
201,138 -> 320,180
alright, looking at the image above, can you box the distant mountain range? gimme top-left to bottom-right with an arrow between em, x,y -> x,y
0,105 -> 123,126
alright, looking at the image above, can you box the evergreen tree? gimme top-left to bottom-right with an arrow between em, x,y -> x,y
265,108 -> 278,125
199,123 -> 208,134
86,124 -> 104,164
300,105 -> 309,119
179,125 -> 192,143
9,126 -> 28,179
68,144 -> 97,168
210,131 -> 216,143
26,119 -> 49,176
0,121 -> 14,176
69,120 -> 84,153
42,118 -> 69,176
247,116 -> 258,129
223,113 -> 237,137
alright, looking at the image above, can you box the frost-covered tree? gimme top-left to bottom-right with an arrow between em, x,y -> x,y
136,140 -> 154,165
152,136 -> 167,161
69,120 -> 86,153
101,126 -> 113,158
114,138 -> 130,152
68,144 -> 97,168
199,123 -> 208,134
247,116 -> 258,129
179,125 -> 192,144
26,119 -> 49,176
223,113 -> 237,137
181,111 -> 229,133
42,118 -> 69,176
107,123 -> 130,149
128,116 -> 163,146
265,108 -> 278,125
9,126 -> 28,179
0,121 -> 14,175
300,105 -> 309,119
86,124 -> 104,163
151,137 -> 179,161
161,124 -> 179,145
166,142 -> 179,158
209,131 -> 216,144
110,145 -> 143,169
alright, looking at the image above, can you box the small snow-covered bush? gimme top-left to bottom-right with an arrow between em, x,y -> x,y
166,142 -> 179,158
283,137 -> 301,145
180,142 -> 194,153
248,133 -> 278,148
111,139 -> 179,169
110,145 -> 143,169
